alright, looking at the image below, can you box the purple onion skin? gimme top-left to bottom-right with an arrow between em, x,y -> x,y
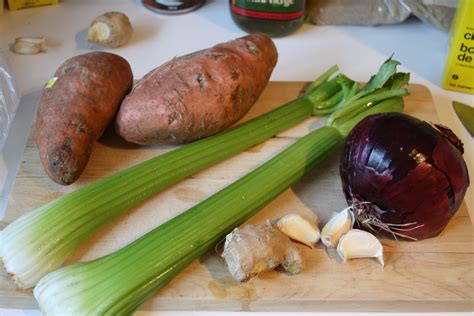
340,112 -> 469,240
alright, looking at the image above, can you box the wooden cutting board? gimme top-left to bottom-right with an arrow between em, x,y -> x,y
1,82 -> 473,312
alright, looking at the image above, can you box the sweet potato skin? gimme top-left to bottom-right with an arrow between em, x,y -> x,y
35,52 -> 133,185
115,34 -> 278,145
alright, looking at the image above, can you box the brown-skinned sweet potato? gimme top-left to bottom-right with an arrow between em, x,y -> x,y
35,52 -> 133,185
115,34 -> 277,145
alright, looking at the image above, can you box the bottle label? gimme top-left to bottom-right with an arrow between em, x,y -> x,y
231,0 -> 305,21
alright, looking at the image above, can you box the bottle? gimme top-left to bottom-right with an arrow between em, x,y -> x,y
143,0 -> 205,15
442,0 -> 474,94
229,0 -> 306,37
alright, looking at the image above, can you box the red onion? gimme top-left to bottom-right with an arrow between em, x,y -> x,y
340,112 -> 469,240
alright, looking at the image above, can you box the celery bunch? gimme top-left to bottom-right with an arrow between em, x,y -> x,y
0,65 -> 347,289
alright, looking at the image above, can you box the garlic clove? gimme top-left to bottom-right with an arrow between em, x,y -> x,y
275,213 -> 320,248
11,37 -> 47,55
321,208 -> 353,248
336,229 -> 384,266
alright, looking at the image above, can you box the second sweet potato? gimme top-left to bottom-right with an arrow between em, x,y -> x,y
115,34 -> 278,144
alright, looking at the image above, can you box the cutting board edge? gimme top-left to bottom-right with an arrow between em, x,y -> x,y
1,296 -> 473,312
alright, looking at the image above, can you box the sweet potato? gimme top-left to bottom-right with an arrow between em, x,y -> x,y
115,34 -> 277,144
35,52 -> 133,185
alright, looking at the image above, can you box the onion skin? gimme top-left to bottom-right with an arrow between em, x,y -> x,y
340,112 -> 469,240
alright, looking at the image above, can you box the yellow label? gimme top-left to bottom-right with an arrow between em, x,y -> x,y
443,0 -> 474,94
7,0 -> 59,11
44,77 -> 57,89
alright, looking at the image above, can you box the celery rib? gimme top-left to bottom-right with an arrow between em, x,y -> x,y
34,127 -> 344,315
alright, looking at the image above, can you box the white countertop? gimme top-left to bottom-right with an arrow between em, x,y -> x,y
0,0 -> 472,314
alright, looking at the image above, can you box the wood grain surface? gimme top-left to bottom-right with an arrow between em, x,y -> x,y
1,82 -> 473,312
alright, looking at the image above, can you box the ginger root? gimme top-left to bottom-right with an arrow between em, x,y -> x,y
88,12 -> 133,48
221,221 -> 303,282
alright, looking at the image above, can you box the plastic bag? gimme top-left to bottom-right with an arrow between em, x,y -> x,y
306,0 -> 411,26
0,53 -> 20,153
306,0 -> 457,31
401,0 -> 457,31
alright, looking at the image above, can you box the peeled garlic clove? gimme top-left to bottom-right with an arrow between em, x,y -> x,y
321,208 -> 353,248
337,229 -> 384,266
11,37 -> 47,55
276,213 -> 320,248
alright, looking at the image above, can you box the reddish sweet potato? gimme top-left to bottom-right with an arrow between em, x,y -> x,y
115,34 -> 277,145
35,52 -> 133,185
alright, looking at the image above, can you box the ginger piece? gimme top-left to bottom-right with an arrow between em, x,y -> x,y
88,12 -> 133,48
221,221 -> 303,282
